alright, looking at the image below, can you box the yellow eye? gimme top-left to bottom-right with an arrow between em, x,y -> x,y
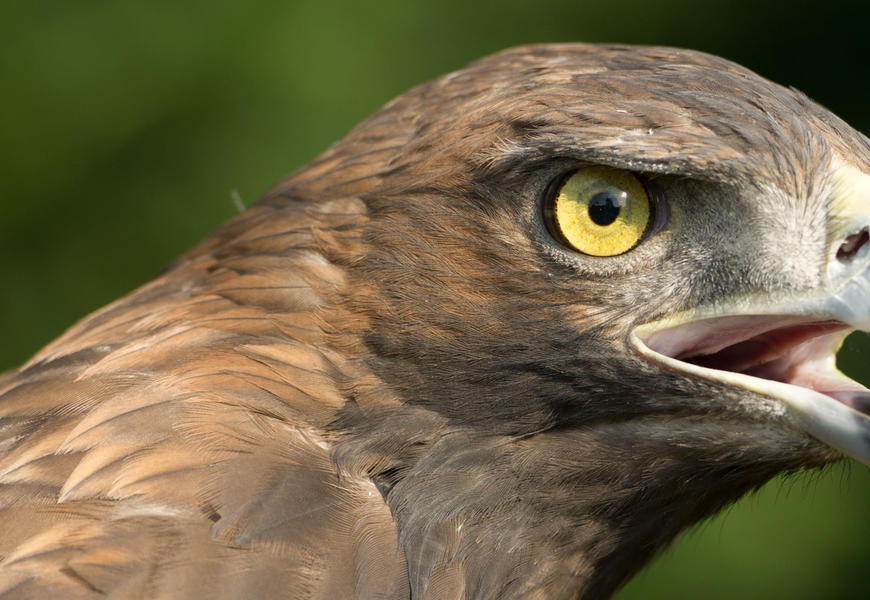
545,166 -> 652,256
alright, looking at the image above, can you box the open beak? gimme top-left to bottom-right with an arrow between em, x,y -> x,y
631,314 -> 870,464
631,165 -> 870,466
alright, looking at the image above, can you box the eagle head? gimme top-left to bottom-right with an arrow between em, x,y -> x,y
3,44 -> 870,599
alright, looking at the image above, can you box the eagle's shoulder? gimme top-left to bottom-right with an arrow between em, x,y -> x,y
0,197 -> 408,598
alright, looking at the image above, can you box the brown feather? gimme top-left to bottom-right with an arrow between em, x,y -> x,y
3,43 -> 869,599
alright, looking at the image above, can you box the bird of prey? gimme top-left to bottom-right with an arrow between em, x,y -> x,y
2,43 -> 870,600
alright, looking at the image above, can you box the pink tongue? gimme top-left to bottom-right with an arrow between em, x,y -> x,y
643,315 -> 870,414
745,331 -> 870,415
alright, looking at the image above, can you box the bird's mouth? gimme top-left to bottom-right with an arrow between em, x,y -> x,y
631,312 -> 870,465
628,164 -> 870,465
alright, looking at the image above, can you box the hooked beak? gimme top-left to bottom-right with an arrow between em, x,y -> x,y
631,165 -> 870,466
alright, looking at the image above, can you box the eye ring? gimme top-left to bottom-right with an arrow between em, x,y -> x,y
542,166 -> 666,256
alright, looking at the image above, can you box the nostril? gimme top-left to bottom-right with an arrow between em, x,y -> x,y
837,227 -> 870,263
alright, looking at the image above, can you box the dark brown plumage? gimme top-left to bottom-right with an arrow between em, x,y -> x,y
3,43 -> 870,599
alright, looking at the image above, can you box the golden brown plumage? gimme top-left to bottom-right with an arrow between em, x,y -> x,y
4,43 -> 870,599
0,198 -> 380,597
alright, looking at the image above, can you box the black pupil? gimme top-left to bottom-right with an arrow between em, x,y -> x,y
588,191 -> 622,226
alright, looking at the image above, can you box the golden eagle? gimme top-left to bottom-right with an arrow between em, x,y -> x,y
2,44 -> 870,599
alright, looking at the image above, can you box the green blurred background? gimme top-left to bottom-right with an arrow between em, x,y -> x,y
3,1 -> 870,597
